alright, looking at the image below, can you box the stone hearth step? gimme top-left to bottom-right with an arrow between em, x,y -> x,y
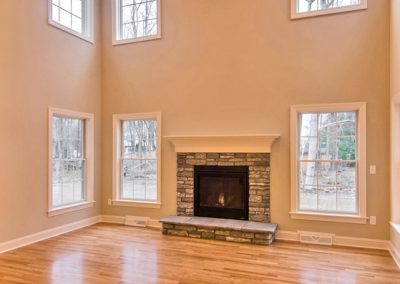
159,216 -> 278,245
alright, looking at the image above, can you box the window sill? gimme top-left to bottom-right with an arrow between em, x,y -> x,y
112,34 -> 161,46
289,211 -> 368,224
48,201 -> 95,217
111,200 -> 162,209
391,222 -> 400,234
48,21 -> 94,44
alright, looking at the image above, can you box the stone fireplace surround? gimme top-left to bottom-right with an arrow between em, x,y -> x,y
177,152 -> 271,223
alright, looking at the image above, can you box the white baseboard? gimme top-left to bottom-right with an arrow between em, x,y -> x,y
276,229 -> 389,250
99,215 -> 162,229
0,216 -> 100,254
389,242 -> 400,269
100,215 -> 125,224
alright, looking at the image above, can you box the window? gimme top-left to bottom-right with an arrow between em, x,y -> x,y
48,108 -> 94,216
112,113 -> 161,208
113,0 -> 161,45
290,103 -> 367,223
291,0 -> 367,19
48,0 -> 94,42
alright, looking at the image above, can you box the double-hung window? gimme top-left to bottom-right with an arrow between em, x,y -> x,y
48,108 -> 94,216
291,0 -> 367,19
48,0 -> 94,42
113,0 -> 161,45
112,113 -> 161,208
290,103 -> 367,223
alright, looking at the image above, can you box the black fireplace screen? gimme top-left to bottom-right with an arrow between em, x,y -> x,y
194,166 -> 249,220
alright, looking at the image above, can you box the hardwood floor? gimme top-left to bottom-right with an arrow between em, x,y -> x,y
0,223 -> 399,284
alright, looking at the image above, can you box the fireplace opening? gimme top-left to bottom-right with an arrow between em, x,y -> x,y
194,166 -> 249,220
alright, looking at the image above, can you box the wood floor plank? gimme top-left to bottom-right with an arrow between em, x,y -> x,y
0,223 -> 399,283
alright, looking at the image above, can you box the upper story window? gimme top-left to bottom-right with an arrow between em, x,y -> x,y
290,103 -> 367,224
291,0 -> 367,19
112,113 -> 162,208
48,108 -> 95,216
113,0 -> 161,45
48,0 -> 94,42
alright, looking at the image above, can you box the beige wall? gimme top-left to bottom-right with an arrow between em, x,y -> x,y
101,0 -> 390,239
0,0 -> 102,242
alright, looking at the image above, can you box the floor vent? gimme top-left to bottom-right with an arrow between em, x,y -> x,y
298,231 -> 334,246
125,216 -> 149,227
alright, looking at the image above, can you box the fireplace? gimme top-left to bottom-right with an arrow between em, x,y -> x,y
194,166 -> 249,220
176,152 -> 272,223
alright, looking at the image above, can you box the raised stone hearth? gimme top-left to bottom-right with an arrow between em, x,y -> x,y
160,216 -> 277,245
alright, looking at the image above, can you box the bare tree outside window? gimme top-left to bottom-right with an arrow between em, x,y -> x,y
121,119 -> 158,201
298,112 -> 357,213
297,0 -> 361,13
52,117 -> 85,207
120,0 -> 158,40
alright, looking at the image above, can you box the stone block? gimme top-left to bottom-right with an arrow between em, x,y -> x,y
175,225 -> 196,231
162,224 -> 174,229
252,239 -> 272,245
215,230 -> 231,236
201,231 -> 215,239
226,236 -> 251,243
168,230 -> 189,237
231,231 -> 254,239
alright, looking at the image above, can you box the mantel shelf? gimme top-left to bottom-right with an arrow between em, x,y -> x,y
165,135 -> 280,153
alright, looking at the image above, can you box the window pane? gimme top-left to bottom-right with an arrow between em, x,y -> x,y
297,0 -> 362,13
119,0 -> 158,40
337,187 -> 357,213
299,161 -> 318,186
52,160 -> 84,207
299,113 -> 318,137
122,119 -> 157,159
52,5 -> 60,22
60,9 -> 72,28
59,0 -> 72,11
337,162 -> 356,188
318,187 -> 337,211
71,0 -> 82,17
145,160 -> 157,201
299,185 -> 317,210
299,137 -> 318,160
318,162 -> 337,187
72,16 -> 83,33
52,117 -> 83,159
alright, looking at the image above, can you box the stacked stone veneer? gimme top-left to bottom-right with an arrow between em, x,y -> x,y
162,223 -> 275,245
177,153 -> 271,223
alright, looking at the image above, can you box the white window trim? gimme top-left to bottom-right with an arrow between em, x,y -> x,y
291,0 -> 367,20
112,112 -> 162,208
289,102 -> 367,224
112,0 -> 162,46
48,0 -> 94,43
48,107 -> 95,216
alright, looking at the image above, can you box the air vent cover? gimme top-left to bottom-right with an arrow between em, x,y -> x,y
125,216 -> 149,227
298,231 -> 334,246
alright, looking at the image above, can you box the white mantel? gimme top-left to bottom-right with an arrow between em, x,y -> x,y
165,135 -> 280,153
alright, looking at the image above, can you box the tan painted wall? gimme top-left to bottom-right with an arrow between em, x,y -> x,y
391,0 -> 400,225
101,0 -> 390,239
0,0 -> 102,242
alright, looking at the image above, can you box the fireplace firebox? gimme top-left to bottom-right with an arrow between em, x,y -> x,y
194,166 -> 249,220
